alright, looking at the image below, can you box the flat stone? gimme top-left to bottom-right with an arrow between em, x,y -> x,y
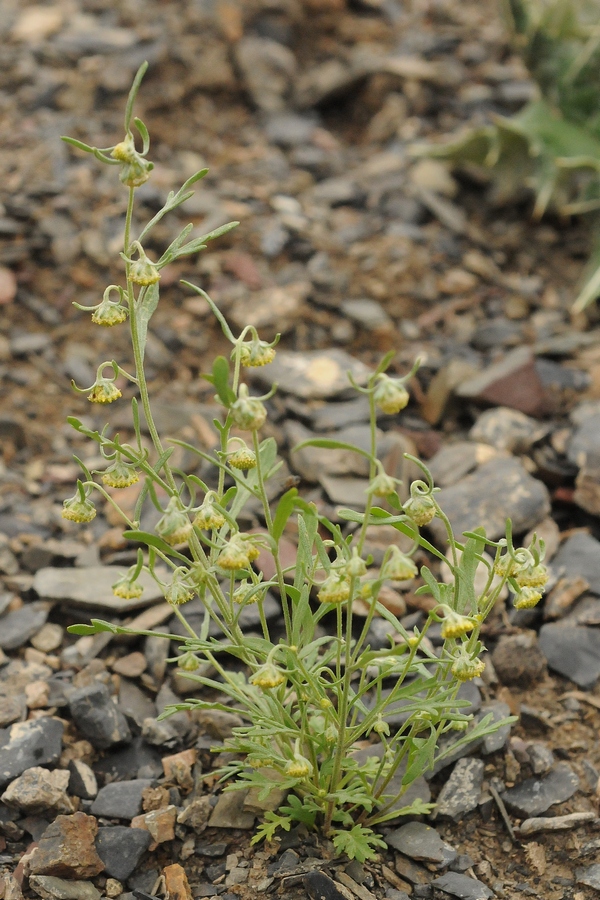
528,743 -> 555,775
320,475 -> 369,509
538,623 -> 600,688
118,679 -> 156,727
310,395 -> 372,431
162,748 -> 197,789
550,532 -> 600,595
456,347 -> 548,416
304,871 -> 351,900
436,758 -> 485,821
482,701 -> 512,753
492,632 -> 547,687
265,112 -> 317,147
112,652 -> 147,678
131,805 -> 177,846
67,759 -> 98,800
341,298 -> 392,330
95,826 -> 152,881
431,872 -> 493,900
33,567 -> 164,611
90,779 -> 153,819
0,601 -> 50,650
429,456 -> 550,543
234,36 -> 296,112
502,761 -> 579,816
177,795 -> 212,832
469,407 -> 549,453
2,767 -> 73,815
28,875 -> 101,900
69,683 -> 132,750
519,811 -> 595,835
427,442 -> 503,488
251,349 -> 371,400
208,789 -> 256,829
30,623 -> 64,653
287,421 -> 373,481
568,413 -> 600,467
544,575 -> 590,620
0,717 -> 64,787
28,812 -> 104,878
577,864 -> 600,891
93,737 -> 163,782
386,822 -> 457,868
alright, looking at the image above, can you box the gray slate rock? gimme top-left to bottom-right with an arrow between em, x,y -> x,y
469,407 -> 548,453
251,349 -> 371,400
67,760 -> 98,800
93,736 -> 163,782
492,632 -> 546,687
568,413 -> 600,467
0,601 -> 50,650
95,826 -> 152,880
577,864 -> 600,891
386,822 -> 457,868
431,872 -> 493,900
0,717 -> 64,787
539,623 -> 600,689
429,456 -> 550,543
90,779 -> 153,819
502,761 -> 579,816
550,532 -> 600,595
69,683 -> 131,750
482,701 -> 513,754
28,874 -> 101,900
33,566 -> 164,611
436,758 -> 485,821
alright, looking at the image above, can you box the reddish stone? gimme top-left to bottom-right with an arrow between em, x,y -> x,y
163,863 -> 193,900
27,812 -> 104,878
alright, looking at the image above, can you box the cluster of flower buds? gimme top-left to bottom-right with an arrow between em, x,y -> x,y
439,607 -> 476,640
75,285 -> 128,327
123,243 -> 160,286
317,571 -> 351,605
101,454 -> 139,489
373,373 -> 410,415
156,497 -> 193,546
230,384 -> 267,431
494,535 -> 548,610
227,440 -> 257,471
451,647 -> 485,682
112,567 -> 144,600
165,568 -> 195,606
193,492 -> 226,531
381,546 -> 418,582
62,486 -> 96,523
251,661 -> 286,690
111,132 -> 153,187
237,332 -> 278,368
217,532 -> 260,570
284,739 -> 313,778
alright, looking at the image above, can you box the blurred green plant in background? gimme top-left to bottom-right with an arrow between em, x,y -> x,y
415,0 -> 600,311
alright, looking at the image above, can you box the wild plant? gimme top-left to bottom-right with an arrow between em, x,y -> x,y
63,65 -> 548,861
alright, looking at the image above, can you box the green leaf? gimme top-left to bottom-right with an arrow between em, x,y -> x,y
122,529 -> 189,561
272,488 -> 298,543
251,812 -> 291,845
124,61 -> 148,132
293,438 -> 374,463
203,356 -> 236,407
133,116 -> 150,154
331,825 -> 387,863
67,619 -> 119,636
136,282 -> 159,360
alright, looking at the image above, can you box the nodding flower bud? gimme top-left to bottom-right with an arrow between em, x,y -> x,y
238,339 -> 276,368
91,298 -> 128,327
250,662 -> 286,690
101,457 -> 139,489
178,651 -> 200,672
230,384 -> 267,431
62,494 -> 96,523
369,471 -> 398,498
165,573 -> 194,606
227,443 -> 257,471
403,495 -> 436,527
217,533 -> 257,570
373,374 -> 410,415
451,653 -> 485,682
514,564 -> 548,590
156,497 -> 193,546
317,572 -> 350,605
440,608 -> 476,640
111,133 -> 153,187
193,494 -> 226,531
129,248 -> 160,286
513,586 -> 543,609
373,716 -> 390,736
493,554 -> 519,579
232,579 -> 259,605
284,740 -> 313,778
344,549 -> 368,579
382,546 -> 418,582
88,380 -> 122,404
112,571 -> 144,600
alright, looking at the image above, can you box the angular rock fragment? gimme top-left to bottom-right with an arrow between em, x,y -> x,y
251,349 -> 371,400
436,758 -> 485,821
95,826 -> 152,881
431,872 -> 493,900
502,762 -> 579,816
456,347 -> 548,416
27,812 -> 104,878
550,533 -> 600,595
90,779 -> 153,819
28,875 -> 101,900
538,622 -> 600,688
492,632 -> 547,687
428,456 -> 550,543
386,822 -> 457,867
2,767 -> 74,814
33,566 -> 163,611
0,717 -> 64,787
0,601 -> 50,650
69,683 -> 131,750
